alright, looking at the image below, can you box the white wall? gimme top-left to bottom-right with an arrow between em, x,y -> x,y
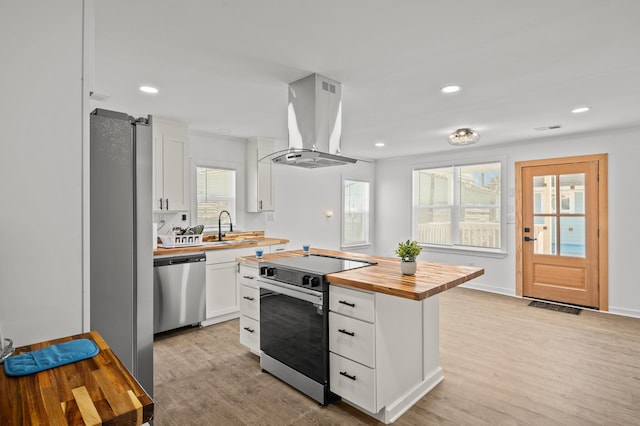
375,126 -> 640,317
0,0 -> 85,345
188,130 -> 266,232
265,160 -> 376,253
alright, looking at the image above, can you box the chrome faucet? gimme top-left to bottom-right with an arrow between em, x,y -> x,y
218,210 -> 233,241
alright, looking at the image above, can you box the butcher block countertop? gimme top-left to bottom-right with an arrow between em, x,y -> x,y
153,230 -> 289,256
237,248 -> 484,301
0,331 -> 153,425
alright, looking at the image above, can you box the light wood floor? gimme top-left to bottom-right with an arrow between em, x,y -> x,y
152,287 -> 640,425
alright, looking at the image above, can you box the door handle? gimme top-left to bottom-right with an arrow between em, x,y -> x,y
524,236 -> 537,242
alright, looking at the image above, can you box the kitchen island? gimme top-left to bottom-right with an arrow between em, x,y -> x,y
237,248 -> 484,424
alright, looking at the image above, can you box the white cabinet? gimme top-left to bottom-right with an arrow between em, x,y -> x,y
153,119 -> 189,212
246,137 -> 275,212
269,243 -> 288,254
238,264 -> 260,354
329,284 -> 431,422
203,247 -> 255,326
205,261 -> 238,318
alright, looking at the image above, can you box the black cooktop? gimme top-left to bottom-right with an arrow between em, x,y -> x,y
265,254 -> 376,275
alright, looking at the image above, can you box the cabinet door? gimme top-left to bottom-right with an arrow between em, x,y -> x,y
205,261 -> 239,319
161,134 -> 189,211
152,120 -> 189,212
247,137 -> 275,212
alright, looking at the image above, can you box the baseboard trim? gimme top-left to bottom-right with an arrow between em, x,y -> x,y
461,282 -> 515,297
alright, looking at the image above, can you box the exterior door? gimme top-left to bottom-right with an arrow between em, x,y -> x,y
518,157 -> 604,308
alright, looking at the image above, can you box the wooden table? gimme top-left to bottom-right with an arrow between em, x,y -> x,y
0,331 -> 153,425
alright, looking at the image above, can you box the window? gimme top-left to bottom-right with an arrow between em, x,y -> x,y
196,167 -> 236,228
342,179 -> 370,246
413,161 -> 502,250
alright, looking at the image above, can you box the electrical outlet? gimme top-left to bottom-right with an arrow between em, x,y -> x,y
267,212 -> 275,221
181,214 -> 187,221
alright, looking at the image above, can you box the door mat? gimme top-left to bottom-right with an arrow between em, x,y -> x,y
528,300 -> 581,315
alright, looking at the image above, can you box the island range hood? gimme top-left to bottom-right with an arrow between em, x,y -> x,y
272,73 -> 358,168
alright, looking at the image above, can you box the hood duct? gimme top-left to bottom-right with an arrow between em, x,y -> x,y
272,73 -> 358,168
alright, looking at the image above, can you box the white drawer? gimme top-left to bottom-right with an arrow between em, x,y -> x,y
330,352 -> 376,413
330,285 -> 375,323
269,243 -> 288,253
329,312 -> 375,368
239,315 -> 260,354
238,265 -> 259,287
240,284 -> 260,320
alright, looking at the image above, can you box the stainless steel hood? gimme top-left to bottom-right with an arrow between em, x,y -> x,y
272,73 -> 357,168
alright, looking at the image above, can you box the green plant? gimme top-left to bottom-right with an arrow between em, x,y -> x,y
395,240 -> 422,262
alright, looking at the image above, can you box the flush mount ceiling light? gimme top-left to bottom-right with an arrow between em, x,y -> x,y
375,142 -> 385,147
139,85 -> 158,94
572,106 -> 591,114
441,85 -> 461,94
448,128 -> 480,146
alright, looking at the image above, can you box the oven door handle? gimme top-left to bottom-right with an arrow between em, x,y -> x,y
257,279 -> 324,305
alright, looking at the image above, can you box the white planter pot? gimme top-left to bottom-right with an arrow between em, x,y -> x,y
400,261 -> 417,275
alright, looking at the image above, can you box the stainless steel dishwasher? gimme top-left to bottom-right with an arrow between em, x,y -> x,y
153,252 -> 206,333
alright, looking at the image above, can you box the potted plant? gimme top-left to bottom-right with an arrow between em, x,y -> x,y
395,240 -> 422,275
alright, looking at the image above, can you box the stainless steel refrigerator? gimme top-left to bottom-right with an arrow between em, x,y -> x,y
90,108 -> 154,396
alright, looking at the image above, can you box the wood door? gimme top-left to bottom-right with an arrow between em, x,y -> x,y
520,160 -> 600,307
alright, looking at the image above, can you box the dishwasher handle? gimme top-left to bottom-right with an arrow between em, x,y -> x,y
154,253 -> 206,267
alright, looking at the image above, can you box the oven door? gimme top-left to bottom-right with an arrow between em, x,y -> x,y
259,279 -> 328,384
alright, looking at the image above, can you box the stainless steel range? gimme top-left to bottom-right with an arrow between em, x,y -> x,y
258,254 -> 376,405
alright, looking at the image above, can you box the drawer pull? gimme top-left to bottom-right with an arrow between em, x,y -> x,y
243,275 -> 255,279
243,327 -> 255,333
243,296 -> 255,301
338,328 -> 355,337
339,371 -> 356,381
338,300 -> 355,308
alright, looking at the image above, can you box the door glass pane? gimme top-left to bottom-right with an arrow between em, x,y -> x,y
559,173 -> 585,214
533,216 -> 556,255
533,175 -> 556,214
559,216 -> 586,257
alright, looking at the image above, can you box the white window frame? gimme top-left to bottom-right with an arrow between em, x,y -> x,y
411,156 -> 507,257
341,178 -> 372,249
194,164 -> 237,233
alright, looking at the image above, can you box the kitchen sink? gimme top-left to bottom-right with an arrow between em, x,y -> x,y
204,241 -> 233,246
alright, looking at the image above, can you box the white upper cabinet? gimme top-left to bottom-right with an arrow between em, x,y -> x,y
246,137 -> 275,212
153,119 -> 189,212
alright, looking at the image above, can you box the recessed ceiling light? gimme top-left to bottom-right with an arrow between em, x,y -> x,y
572,106 -> 590,114
218,128 -> 231,134
375,142 -> 385,147
139,86 -> 158,94
441,85 -> 461,94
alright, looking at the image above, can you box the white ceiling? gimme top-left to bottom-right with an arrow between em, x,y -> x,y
93,0 -> 640,160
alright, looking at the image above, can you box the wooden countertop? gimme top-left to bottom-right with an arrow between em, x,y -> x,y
0,331 -> 153,425
153,236 -> 289,256
237,248 -> 484,301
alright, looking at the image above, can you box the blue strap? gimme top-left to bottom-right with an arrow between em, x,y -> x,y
3,338 -> 99,376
